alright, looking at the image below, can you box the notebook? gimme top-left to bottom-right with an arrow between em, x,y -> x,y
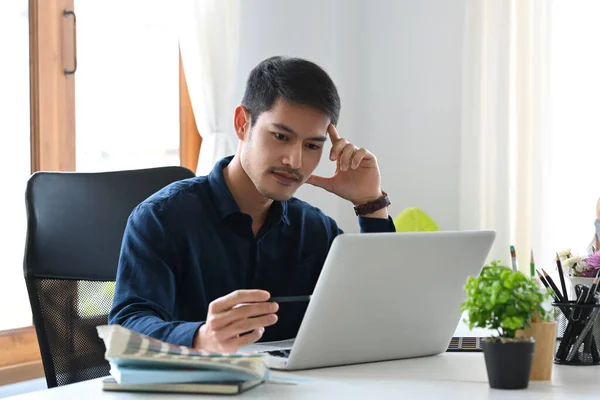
109,363 -> 263,385
96,325 -> 269,382
101,377 -> 263,395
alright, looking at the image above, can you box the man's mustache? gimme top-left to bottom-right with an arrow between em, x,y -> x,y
269,168 -> 303,181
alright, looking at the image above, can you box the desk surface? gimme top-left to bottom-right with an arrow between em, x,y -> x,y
7,353 -> 600,399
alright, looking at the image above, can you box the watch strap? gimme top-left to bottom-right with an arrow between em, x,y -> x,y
353,191 -> 391,216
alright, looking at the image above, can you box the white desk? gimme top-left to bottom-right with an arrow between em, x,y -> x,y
7,353 -> 599,399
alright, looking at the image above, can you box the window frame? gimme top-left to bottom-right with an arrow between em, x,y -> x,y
0,0 -> 201,384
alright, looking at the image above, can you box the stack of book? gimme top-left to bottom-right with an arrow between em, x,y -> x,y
96,325 -> 269,395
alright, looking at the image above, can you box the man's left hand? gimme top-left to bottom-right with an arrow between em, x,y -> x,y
307,124 -> 385,213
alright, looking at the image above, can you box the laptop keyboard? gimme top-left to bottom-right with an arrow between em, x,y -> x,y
266,348 -> 291,358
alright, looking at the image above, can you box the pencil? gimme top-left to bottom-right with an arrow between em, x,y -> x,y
530,250 -> 535,278
510,245 -> 518,272
537,270 -> 559,302
537,270 -> 568,316
536,270 -> 552,297
556,253 -> 569,302
269,295 -> 312,303
541,268 -> 565,303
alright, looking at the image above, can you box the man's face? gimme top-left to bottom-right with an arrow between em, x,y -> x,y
238,98 -> 330,201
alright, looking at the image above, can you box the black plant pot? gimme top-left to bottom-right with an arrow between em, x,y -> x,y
482,339 -> 535,389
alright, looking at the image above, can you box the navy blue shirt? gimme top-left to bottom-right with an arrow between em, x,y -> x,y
109,156 -> 396,347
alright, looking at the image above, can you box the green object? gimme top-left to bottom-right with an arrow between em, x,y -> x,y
80,281 -> 116,318
393,207 -> 439,232
460,260 -> 552,339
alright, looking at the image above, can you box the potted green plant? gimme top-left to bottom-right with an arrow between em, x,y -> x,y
460,260 -> 551,389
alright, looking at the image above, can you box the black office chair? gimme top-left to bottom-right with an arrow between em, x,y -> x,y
23,166 -> 196,388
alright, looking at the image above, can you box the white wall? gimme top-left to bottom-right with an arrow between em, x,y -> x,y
236,0 -> 466,232
357,0 -> 466,232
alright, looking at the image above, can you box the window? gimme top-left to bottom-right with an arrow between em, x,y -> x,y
0,0 -> 32,331
1,0 -> 197,385
545,0 -> 600,256
74,0 -> 180,172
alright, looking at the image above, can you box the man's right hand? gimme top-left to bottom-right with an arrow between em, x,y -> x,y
193,290 -> 278,353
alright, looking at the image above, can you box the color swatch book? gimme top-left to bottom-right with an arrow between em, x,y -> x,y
96,325 -> 270,385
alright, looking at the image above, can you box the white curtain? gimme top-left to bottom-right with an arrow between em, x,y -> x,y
459,0 -> 551,271
179,0 -> 240,176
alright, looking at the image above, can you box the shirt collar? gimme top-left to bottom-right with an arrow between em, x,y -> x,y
207,156 -> 290,225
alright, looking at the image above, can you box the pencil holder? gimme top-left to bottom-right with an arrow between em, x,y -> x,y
553,302 -> 600,365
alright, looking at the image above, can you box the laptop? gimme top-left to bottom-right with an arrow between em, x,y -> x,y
240,230 -> 496,370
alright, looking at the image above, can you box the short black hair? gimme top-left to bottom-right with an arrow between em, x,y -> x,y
241,56 -> 341,127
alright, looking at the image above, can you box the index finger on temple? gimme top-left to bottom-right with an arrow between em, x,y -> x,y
328,123 -> 340,142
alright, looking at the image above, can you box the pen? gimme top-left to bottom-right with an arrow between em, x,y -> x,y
566,293 -> 600,361
567,282 -> 596,359
584,271 -> 600,304
572,285 -> 590,320
556,289 -> 588,361
566,306 -> 600,361
269,295 -> 312,303
591,338 -> 600,362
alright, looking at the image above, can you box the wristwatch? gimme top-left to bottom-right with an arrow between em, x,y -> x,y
353,191 -> 391,216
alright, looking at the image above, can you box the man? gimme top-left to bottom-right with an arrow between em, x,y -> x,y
588,197 -> 600,252
109,56 -> 395,353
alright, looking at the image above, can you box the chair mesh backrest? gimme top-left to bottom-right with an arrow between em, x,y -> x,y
28,280 -> 115,386
23,166 -> 195,387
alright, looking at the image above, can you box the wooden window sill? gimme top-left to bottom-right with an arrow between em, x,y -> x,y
0,326 -> 44,385
0,361 -> 45,386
